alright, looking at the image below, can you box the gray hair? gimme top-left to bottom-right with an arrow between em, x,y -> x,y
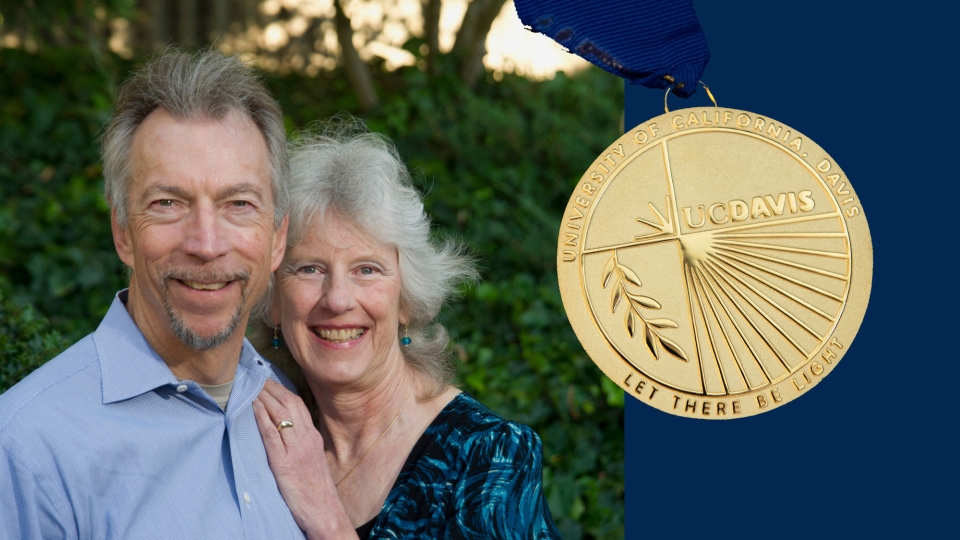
101,47 -> 288,229
251,120 -> 477,399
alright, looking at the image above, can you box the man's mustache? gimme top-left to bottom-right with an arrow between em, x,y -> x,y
157,267 -> 252,287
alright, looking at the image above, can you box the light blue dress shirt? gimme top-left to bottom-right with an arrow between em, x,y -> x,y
0,291 -> 306,539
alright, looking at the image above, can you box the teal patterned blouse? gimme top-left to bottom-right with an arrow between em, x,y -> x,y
356,393 -> 561,539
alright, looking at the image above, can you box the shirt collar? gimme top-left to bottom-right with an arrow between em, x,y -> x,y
96,289 -> 274,404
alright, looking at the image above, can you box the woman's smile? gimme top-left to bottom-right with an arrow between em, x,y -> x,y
313,327 -> 366,343
311,325 -> 368,349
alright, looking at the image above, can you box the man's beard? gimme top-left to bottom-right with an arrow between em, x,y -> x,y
157,267 -> 251,351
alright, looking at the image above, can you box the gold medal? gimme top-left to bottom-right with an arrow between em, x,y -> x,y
557,107 -> 872,418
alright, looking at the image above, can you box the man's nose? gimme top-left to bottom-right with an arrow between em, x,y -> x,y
181,203 -> 230,261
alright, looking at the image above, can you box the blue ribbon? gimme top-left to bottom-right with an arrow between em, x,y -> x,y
514,0 -> 709,98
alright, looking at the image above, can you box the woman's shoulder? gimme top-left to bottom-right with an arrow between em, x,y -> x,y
428,393 -> 542,461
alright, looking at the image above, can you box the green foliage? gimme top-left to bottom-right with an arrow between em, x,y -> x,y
1,46 -> 624,537
0,277 -> 71,392
0,47 -> 128,340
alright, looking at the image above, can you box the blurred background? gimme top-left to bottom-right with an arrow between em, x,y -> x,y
0,1 -> 623,536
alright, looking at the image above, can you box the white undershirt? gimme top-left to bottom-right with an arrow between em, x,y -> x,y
195,379 -> 235,410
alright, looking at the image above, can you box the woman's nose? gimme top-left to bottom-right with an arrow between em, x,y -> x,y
320,272 -> 354,313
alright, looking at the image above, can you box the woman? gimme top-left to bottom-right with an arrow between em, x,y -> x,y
249,122 -> 560,539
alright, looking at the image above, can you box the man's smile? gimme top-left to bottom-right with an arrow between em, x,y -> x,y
181,280 -> 229,291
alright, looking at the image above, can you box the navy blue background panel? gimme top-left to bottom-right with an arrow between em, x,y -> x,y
623,2 -> 955,537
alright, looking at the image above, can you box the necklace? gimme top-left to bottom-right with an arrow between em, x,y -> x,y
335,386 -> 411,487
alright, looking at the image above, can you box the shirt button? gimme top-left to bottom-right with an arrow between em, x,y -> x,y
243,492 -> 251,503
176,384 -> 188,393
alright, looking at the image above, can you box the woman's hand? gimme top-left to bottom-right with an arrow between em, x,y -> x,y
253,379 -> 358,539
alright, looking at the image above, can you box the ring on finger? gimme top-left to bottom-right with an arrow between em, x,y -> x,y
277,420 -> 294,430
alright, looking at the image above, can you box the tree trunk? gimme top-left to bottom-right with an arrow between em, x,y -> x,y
422,0 -> 442,73
453,0 -> 507,87
209,0 -> 228,44
177,0 -> 197,47
452,0 -> 480,55
242,0 -> 259,27
334,0 -> 379,112
139,0 -> 169,51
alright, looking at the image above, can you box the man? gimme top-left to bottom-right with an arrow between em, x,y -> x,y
0,49 -> 304,539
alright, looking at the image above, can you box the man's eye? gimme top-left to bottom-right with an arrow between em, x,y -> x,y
359,267 -> 375,275
157,199 -> 174,207
232,200 -> 250,207
300,266 -> 318,274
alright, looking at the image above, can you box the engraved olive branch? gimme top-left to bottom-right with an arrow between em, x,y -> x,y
602,251 -> 688,362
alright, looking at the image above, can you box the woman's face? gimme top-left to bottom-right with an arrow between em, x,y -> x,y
275,215 -> 407,388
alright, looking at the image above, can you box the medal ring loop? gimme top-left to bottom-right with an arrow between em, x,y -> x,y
664,80 -> 718,113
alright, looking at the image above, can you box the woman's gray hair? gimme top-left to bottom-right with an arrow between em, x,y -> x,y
101,47 -> 288,229
251,119 -> 478,400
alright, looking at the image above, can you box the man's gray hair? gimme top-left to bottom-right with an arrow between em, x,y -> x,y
101,47 -> 288,229
251,120 -> 477,400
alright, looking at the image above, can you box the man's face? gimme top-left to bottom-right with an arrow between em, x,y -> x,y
113,108 -> 286,352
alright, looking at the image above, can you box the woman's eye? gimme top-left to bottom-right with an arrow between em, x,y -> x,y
300,266 -> 318,274
359,267 -> 375,275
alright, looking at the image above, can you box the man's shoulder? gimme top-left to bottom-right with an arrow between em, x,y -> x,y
0,334 -> 99,432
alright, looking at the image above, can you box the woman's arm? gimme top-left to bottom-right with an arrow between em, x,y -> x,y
253,379 -> 359,540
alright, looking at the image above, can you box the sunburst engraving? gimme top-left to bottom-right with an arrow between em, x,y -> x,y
678,217 -> 850,392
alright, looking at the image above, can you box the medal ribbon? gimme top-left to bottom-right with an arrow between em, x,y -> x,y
513,0 -> 709,98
